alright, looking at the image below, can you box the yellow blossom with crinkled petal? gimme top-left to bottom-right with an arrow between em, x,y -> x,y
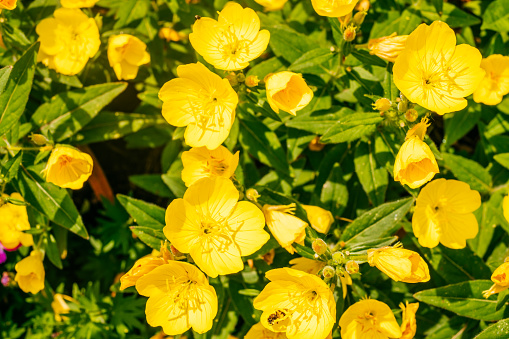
289,257 -> 325,275
136,261 -> 218,335
473,54 -> 509,105
412,178 -> 481,249
262,204 -> 308,254
483,261 -> 509,298
164,177 -> 269,277
311,0 -> 358,17
368,33 -> 408,63
394,21 -> 485,115
265,72 -> 313,115
108,34 -> 150,80
36,8 -> 100,75
0,0 -> 16,10
120,255 -> 166,290
43,146 -> 93,190
400,302 -> 419,339
246,322 -> 288,338
181,146 -> 239,187
253,268 -> 336,339
367,247 -> 430,283
61,0 -> 98,8
189,2 -> 270,71
0,193 -> 33,250
339,299 -> 402,339
15,251 -> 45,294
159,62 -> 238,150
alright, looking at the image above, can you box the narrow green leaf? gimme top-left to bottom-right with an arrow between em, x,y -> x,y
15,166 -> 88,239
32,83 -> 127,141
285,107 -> 353,134
44,233 -> 63,269
442,153 -> 492,193
228,279 -> 258,327
0,66 -> 13,93
482,0 -> 509,32
443,104 -> 481,148
320,164 -> 349,218
266,26 -> 316,63
1,151 -> 22,182
117,195 -> 165,227
432,0 -> 443,14
494,153 -> 509,170
414,280 -> 509,321
161,173 -> 186,198
130,226 -> 165,250
0,43 -> 39,136
129,174 -> 174,198
320,113 -> 383,144
354,140 -> 388,206
289,48 -> 336,73
474,318 -> 509,339
341,197 -> 414,245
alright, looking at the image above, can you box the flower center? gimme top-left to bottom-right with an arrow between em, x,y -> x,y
171,279 -> 199,309
207,156 -> 229,176
58,155 -> 72,168
420,57 -> 468,97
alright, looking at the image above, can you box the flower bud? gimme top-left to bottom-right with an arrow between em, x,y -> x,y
236,73 -> 246,83
345,260 -> 359,274
367,247 -> 430,283
373,98 -> 392,112
322,265 -> 335,279
332,251 -> 346,264
226,73 -> 238,86
343,26 -> 356,42
312,238 -> 328,255
308,136 -> 325,151
30,134 -> 50,146
353,11 -> 367,26
158,27 -> 183,42
303,205 -> 334,233
245,188 -> 260,202
245,75 -> 260,87
404,108 -> 418,122
356,0 -> 370,12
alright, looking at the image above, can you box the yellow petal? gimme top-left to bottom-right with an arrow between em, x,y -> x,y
227,201 -> 269,256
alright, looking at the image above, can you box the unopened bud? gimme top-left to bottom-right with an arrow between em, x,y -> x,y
312,238 -> 328,255
343,26 -> 356,42
226,73 -> 238,86
322,266 -> 335,279
373,98 -> 392,112
236,73 -> 246,83
353,11 -> 367,26
308,136 -> 325,151
332,251 -> 346,264
404,108 -> 418,122
245,188 -> 260,202
170,245 -> 183,257
356,0 -> 370,11
30,134 -> 49,146
345,260 -> 360,274
245,75 -> 259,87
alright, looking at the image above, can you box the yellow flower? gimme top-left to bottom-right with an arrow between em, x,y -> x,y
181,146 -> 239,187
473,54 -> 509,105
120,255 -> 166,290
504,195 -> 509,223
189,2 -> 270,71
136,261 -> 218,335
302,205 -> 334,234
246,322 -> 288,338
253,268 -> 336,339
159,62 -> 238,150
393,21 -> 485,115
368,33 -> 408,63
254,0 -> 288,11
0,193 -> 33,250
262,204 -> 308,254
393,118 -> 439,189
158,27 -> 185,42
164,177 -> 269,277
412,178 -> 481,249
265,72 -> 313,115
339,299 -> 402,339
108,34 -> 150,80
367,247 -> 430,283
289,257 -> 326,275
0,0 -> 16,10
400,302 -> 419,339
36,8 -> 100,76
60,0 -> 98,8
15,251 -> 45,294
51,294 -> 78,321
483,261 -> 509,298
311,0 -> 359,17
43,146 -> 94,190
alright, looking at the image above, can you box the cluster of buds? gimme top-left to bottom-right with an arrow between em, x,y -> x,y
339,7 -> 368,43
226,71 -> 259,88
376,92 -> 419,128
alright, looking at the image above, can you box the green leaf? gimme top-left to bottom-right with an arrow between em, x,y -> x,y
113,0 -> 150,29
1,151 -> 22,182
340,197 -> 414,246
420,2 -> 481,27
0,43 -> 39,136
129,174 -> 174,198
320,113 -> 383,144
320,164 -> 349,218
70,112 -> 165,144
442,153 -> 492,193
350,49 -> 388,68
474,318 -> 509,339
32,83 -> 127,142
285,107 -> 353,134
414,280 -> 509,321
130,226 -> 165,250
246,56 -> 286,79
228,279 -> 258,327
482,0 -> 509,32
117,194 -> 165,228
265,26 -> 316,63
443,104 -> 481,148
494,153 -> 509,170
238,111 -> 290,175
161,173 -> 187,198
15,166 -> 88,239
289,48 -> 336,73
0,66 -> 13,93
43,233 -> 63,269
432,0 -> 443,14
354,140 -> 388,206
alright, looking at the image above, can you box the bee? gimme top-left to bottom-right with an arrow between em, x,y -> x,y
267,310 -> 286,325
